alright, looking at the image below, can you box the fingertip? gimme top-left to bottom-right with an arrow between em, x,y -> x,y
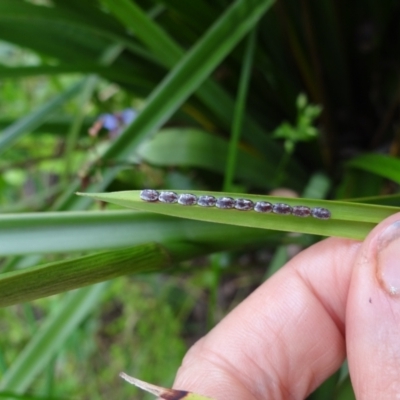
346,212 -> 400,397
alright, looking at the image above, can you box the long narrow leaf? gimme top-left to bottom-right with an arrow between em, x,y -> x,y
136,128 -> 288,189
0,244 -> 169,307
0,0 -> 155,62
100,0 -> 182,64
0,81 -> 83,156
0,210 -> 276,256
78,190 -> 400,240
347,153 -> 400,184
0,284 -> 106,392
224,29 -> 256,191
0,220 -> 278,306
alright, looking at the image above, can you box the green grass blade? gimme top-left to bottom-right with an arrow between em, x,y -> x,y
0,81 -> 84,156
100,0 -> 182,64
136,128 -> 288,189
346,193 -> 400,206
223,29 -> 256,191
0,210 -> 276,256
0,0 -> 155,62
347,153 -> 400,184
0,221 -> 278,306
0,211 -> 161,255
0,244 -> 170,307
0,65 -> 155,90
78,190 -> 400,240
0,283 -> 106,393
0,117 -> 92,136
63,44 -> 123,180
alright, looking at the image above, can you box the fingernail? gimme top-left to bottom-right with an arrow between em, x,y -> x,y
377,221 -> 400,295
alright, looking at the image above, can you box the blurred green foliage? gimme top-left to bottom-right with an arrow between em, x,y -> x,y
1,0 -> 400,398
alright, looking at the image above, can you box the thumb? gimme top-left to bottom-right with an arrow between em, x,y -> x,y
347,214 -> 400,398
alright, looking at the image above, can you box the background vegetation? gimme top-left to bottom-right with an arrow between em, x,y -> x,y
1,0 -> 400,398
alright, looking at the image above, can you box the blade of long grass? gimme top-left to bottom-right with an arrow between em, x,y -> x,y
136,128 -> 291,189
0,283 -> 106,393
0,0 -> 156,63
0,218 -> 279,306
0,210 -> 158,255
78,190 -> 400,240
0,81 -> 84,156
63,43 -> 123,180
223,29 -> 256,191
347,153 -> 400,184
346,194 -> 400,207
100,0 -> 182,64
0,244 -> 169,307
0,210 -> 277,256
0,65 -> 156,91
63,75 -> 99,181
0,117 -> 92,136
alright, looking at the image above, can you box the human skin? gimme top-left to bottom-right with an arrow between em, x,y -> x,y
172,213 -> 400,399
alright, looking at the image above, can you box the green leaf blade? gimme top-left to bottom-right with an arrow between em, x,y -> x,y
348,154 -> 400,185
78,190 -> 400,240
0,244 -> 170,307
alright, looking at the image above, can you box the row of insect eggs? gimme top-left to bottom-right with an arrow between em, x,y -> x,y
140,190 -> 331,220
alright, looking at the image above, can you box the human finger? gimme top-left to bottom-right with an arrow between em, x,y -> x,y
347,213 -> 400,398
173,237 -> 361,399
